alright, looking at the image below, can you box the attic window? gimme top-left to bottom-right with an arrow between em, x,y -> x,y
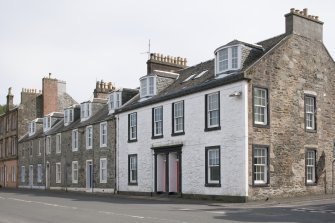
215,45 -> 241,75
183,74 -> 196,82
140,76 -> 156,98
64,109 -> 74,126
108,92 -> 122,112
43,116 -> 52,132
28,122 -> 36,136
80,102 -> 92,121
194,70 -> 208,79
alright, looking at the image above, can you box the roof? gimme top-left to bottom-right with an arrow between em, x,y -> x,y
116,33 -> 288,114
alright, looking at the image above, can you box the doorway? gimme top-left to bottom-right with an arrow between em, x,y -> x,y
154,146 -> 181,194
86,160 -> 93,192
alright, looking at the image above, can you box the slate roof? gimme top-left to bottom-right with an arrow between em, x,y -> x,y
116,33 -> 288,114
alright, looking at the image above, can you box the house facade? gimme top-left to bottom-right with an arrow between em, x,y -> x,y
115,8 -> 335,201
18,82 -> 138,193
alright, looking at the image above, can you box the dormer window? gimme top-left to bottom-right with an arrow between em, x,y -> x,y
108,92 -> 122,113
43,116 -> 52,132
64,109 -> 74,126
80,102 -> 92,121
140,76 -> 156,98
28,122 -> 36,136
215,45 -> 241,75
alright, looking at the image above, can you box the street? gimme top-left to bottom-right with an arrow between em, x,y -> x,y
0,189 -> 335,223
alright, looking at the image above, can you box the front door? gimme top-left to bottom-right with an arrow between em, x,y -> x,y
155,148 -> 181,194
45,162 -> 50,189
86,160 -> 93,191
29,165 -> 33,187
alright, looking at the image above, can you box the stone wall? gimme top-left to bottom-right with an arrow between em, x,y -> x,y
245,34 -> 335,200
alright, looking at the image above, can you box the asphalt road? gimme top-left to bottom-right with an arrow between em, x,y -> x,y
1,189 -> 335,223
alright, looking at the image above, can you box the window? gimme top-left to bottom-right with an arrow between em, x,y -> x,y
253,146 -> 269,185
305,95 -> 316,131
205,92 -> 220,130
140,76 -> 156,98
56,133 -> 61,153
43,116 -> 52,132
172,101 -> 184,135
306,150 -> 316,184
72,161 -> 78,184
56,163 -> 61,183
72,129 -> 78,151
205,147 -> 220,186
152,106 -> 163,138
46,136 -> 51,155
28,122 -> 36,136
11,166 -> 16,182
29,141 -> 33,157
64,109 -> 74,126
128,154 -> 137,185
100,122 -> 107,147
128,113 -> 137,142
108,92 -> 122,112
21,166 -> 25,183
215,45 -> 241,74
100,158 -> 107,183
253,87 -> 268,126
38,139 -> 41,156
86,126 -> 93,149
37,164 -> 42,183
80,102 -> 92,121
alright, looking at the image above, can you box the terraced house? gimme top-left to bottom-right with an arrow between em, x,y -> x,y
115,8 -> 335,201
1,74 -> 76,188
18,81 -> 138,192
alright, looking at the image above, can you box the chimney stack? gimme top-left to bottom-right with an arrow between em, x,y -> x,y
147,53 -> 188,74
6,87 -> 14,111
285,8 -> 323,42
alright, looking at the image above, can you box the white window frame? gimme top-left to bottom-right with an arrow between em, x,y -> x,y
86,126 -> 93,149
108,92 -> 122,113
28,122 -> 36,136
72,129 -> 78,151
207,92 -> 220,128
43,116 -> 52,132
21,166 -> 25,183
64,109 -> 74,126
56,133 -> 61,154
55,163 -> 61,184
46,136 -> 51,155
305,96 -> 316,130
173,101 -> 184,133
215,45 -> 241,75
253,147 -> 268,185
38,139 -> 41,156
100,158 -> 107,183
37,164 -> 42,183
153,106 -> 163,137
253,87 -> 268,125
129,155 -> 137,184
100,122 -> 107,147
206,148 -> 220,184
306,150 -> 316,184
80,102 -> 92,121
72,161 -> 78,184
140,76 -> 156,98
129,113 -> 137,141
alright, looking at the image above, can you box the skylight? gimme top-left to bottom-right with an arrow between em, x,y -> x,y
183,74 -> 196,82
194,70 -> 208,79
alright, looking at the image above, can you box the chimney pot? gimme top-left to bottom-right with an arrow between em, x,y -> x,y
303,8 -> 308,16
290,8 -> 295,13
49,73 -> 51,78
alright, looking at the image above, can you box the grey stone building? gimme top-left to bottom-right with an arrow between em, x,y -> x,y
18,84 -> 138,193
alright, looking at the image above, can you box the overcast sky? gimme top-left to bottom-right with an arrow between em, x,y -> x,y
1,0 -> 334,105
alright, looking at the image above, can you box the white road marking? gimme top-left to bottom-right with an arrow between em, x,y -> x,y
207,211 -> 226,214
7,197 -> 78,210
0,196 -> 5,199
99,211 -> 187,222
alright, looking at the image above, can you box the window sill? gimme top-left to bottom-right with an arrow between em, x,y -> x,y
305,129 -> 317,133
128,139 -> 137,143
171,132 -> 185,137
253,123 -> 270,129
306,182 -> 317,186
128,182 -> 138,186
204,126 -> 221,132
253,183 -> 269,187
152,135 -> 163,139
205,183 -> 221,187
100,145 -> 107,148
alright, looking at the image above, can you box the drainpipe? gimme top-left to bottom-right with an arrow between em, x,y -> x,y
116,115 -> 119,194
332,160 -> 335,194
